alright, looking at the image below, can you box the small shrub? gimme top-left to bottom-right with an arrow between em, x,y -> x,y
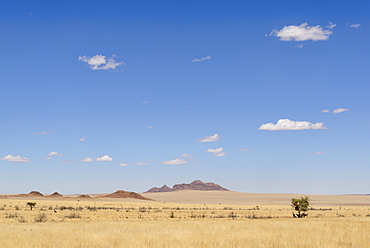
228,212 -> 237,219
65,212 -> 81,219
17,216 -> 27,223
170,211 -> 175,218
34,212 -> 47,222
5,212 -> 18,218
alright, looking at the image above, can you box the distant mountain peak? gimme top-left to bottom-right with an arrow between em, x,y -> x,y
102,190 -> 153,201
145,180 -> 229,193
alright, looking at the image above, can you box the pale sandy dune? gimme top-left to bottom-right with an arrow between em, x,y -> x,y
143,190 -> 370,206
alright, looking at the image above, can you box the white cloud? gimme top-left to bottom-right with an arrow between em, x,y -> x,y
347,23 -> 361,29
1,155 -> 30,162
180,153 -> 193,157
199,134 -> 220,142
312,152 -> 324,154
119,163 -> 128,167
297,44 -> 304,48
31,131 -> 53,135
321,108 -> 349,114
206,147 -> 226,157
238,148 -> 250,151
95,155 -> 113,161
42,157 -> 53,160
147,126 -> 154,129
80,157 -> 94,162
326,22 -> 336,29
332,108 -> 349,114
161,159 -> 188,165
47,151 -> 64,156
62,160 -> 73,164
78,54 -> 124,70
132,162 -> 148,165
192,56 -> 211,62
79,137 -> 86,142
271,23 -> 333,41
258,119 -> 327,131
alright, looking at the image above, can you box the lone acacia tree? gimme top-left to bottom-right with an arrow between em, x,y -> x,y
291,196 -> 309,218
27,202 -> 36,211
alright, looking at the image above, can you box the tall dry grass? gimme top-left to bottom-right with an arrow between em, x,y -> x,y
1,219 -> 369,247
0,198 -> 369,247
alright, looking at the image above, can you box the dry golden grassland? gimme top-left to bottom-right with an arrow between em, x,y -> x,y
1,194 -> 370,248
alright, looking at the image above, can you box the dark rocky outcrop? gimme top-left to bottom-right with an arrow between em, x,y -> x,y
145,185 -> 172,193
78,194 -> 91,198
145,180 -> 229,193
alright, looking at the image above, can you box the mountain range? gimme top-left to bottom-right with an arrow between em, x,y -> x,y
145,180 -> 229,193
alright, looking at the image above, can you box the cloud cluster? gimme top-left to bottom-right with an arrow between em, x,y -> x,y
1,155 -> 30,162
259,119 -> 327,131
192,56 -> 211,62
271,23 -> 334,41
206,148 -> 226,157
78,55 -> 124,70
347,23 -> 361,29
80,155 -> 113,162
161,158 -> 188,165
199,134 -> 220,142
79,137 -> 86,142
321,108 -> 349,114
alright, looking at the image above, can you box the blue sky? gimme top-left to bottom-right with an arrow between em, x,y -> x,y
1,0 -> 369,194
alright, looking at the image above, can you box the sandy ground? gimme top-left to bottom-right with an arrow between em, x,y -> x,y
143,190 -> 370,206
2,190 -> 369,206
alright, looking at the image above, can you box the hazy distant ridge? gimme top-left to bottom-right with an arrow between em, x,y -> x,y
146,180 -> 229,193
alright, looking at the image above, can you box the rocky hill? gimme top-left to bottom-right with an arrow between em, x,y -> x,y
47,192 -> 63,198
146,180 -> 229,193
102,190 -> 153,201
12,191 -> 45,197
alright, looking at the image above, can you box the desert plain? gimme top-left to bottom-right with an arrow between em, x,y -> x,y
0,190 -> 369,248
